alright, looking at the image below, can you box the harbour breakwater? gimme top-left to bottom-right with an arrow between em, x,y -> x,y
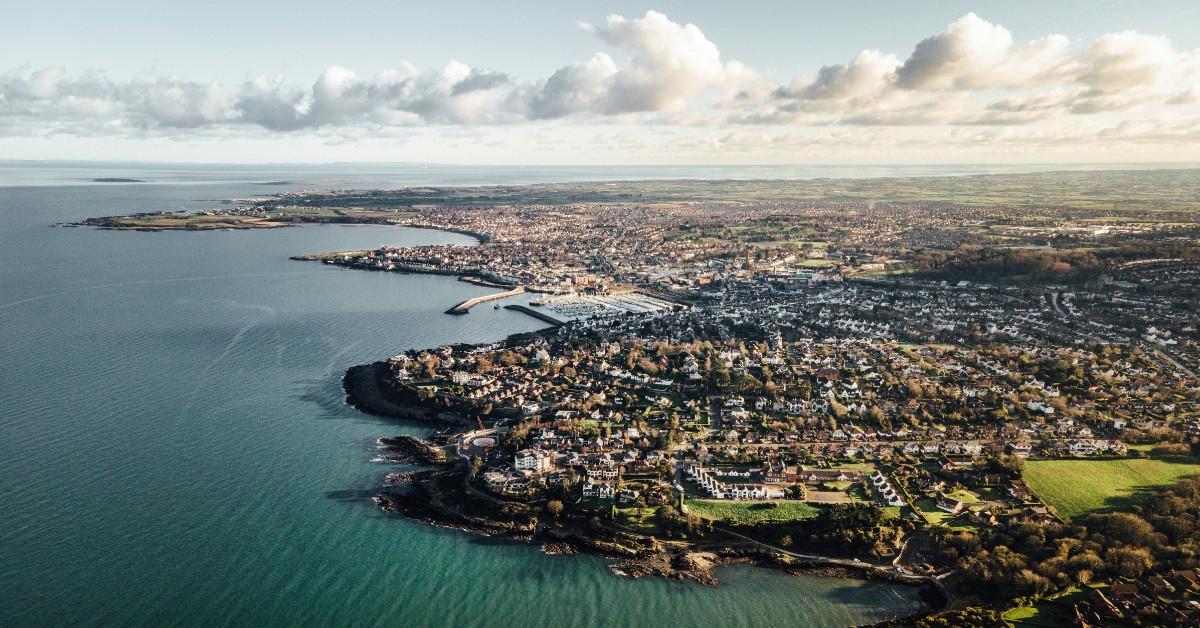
445,286 -> 525,314
504,304 -> 566,325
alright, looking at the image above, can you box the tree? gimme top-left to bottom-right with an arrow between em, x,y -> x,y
469,455 -> 483,479
1105,546 -> 1153,578
633,496 -> 648,522
546,499 -> 564,521
992,454 -> 1024,475
1094,512 -> 1157,547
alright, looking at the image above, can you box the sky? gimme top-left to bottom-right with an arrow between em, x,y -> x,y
3,1 -> 1200,164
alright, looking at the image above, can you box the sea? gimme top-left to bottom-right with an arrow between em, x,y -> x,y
2,159 -> 1130,627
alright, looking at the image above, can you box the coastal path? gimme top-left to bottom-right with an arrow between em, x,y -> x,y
707,525 -> 934,585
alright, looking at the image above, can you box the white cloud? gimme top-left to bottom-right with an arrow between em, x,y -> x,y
523,10 -> 757,119
526,53 -> 619,119
1066,31 -> 1200,113
581,10 -> 755,113
1,9 -> 1199,160
785,50 -> 901,101
895,12 -> 1069,89
233,77 -> 308,131
763,12 -> 1198,128
0,10 -> 759,132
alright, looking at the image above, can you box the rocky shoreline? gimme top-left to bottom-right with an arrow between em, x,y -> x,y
340,330 -> 553,424
373,467 -> 725,587
368,449 -> 944,617
376,435 -> 447,465
342,344 -> 947,623
343,362 -> 471,427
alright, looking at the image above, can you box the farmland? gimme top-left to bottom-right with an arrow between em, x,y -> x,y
1024,458 -> 1200,519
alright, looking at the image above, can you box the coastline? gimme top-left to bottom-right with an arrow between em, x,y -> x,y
343,362 -> 471,427
69,213 -> 496,243
367,452 -> 944,614
75,207 -> 939,620
403,223 -> 491,244
344,358 -> 944,617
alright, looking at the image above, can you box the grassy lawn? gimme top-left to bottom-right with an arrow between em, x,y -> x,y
1002,585 -> 1103,627
1024,458 -> 1200,519
976,486 -> 1009,501
108,214 -> 287,230
859,268 -> 917,278
847,484 -> 870,503
265,205 -> 342,216
686,499 -> 821,525
830,462 -> 876,470
913,498 -> 957,526
805,490 -> 853,504
615,506 -> 660,534
944,489 -> 980,503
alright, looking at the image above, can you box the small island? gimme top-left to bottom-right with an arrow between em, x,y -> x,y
90,177 -> 146,183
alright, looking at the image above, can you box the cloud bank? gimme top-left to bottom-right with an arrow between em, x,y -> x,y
2,10 -> 1198,155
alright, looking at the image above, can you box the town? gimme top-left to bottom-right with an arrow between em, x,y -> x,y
86,173 -> 1200,624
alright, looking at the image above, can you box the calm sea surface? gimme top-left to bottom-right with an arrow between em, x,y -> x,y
0,165 -> 931,627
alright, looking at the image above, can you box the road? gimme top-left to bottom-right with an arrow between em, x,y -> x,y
1050,291 -> 1065,317
708,525 -> 935,584
1153,348 -> 1197,379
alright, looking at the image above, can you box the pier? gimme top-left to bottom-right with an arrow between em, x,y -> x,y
445,286 -> 525,314
503,304 -> 566,326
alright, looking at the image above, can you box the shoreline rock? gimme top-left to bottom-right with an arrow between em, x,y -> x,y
343,362 -> 472,427
372,466 -> 941,615
377,435 -> 447,465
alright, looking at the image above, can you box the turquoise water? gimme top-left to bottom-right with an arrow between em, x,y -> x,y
0,171 -> 926,627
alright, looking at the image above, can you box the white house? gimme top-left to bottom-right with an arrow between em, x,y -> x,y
582,482 -> 615,500
514,449 -> 554,473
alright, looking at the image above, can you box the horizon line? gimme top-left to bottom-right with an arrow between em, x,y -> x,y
4,158 -> 1200,169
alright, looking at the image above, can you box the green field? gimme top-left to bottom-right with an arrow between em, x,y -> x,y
944,489 -> 980,503
614,505 -> 660,534
1024,458 -> 1200,518
913,498 -> 957,526
685,499 -> 820,525
1002,585 -> 1105,627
